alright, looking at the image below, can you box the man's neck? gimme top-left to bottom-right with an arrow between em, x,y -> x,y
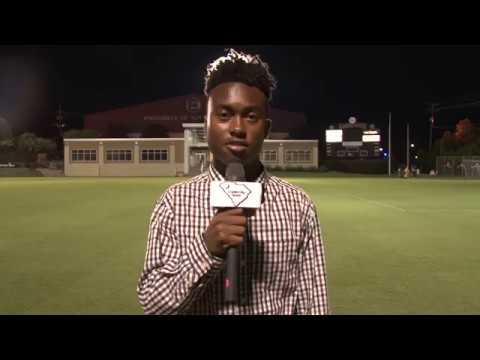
213,159 -> 263,182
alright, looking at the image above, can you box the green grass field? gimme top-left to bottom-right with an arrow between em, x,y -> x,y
1,174 -> 479,314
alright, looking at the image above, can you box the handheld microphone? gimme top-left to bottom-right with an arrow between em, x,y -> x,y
223,162 -> 245,304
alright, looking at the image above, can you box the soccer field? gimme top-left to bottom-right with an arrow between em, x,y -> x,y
1,175 -> 479,314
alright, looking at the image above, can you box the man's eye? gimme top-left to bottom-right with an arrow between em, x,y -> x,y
247,113 -> 258,121
218,112 -> 230,120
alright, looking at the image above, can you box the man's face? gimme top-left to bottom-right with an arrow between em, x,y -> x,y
206,82 -> 271,167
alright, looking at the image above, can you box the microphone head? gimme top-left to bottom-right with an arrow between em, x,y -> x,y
225,161 -> 245,181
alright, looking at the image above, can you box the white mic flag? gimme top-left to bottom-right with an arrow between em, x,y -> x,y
210,181 -> 262,209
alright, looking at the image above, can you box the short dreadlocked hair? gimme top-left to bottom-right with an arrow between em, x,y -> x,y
204,48 -> 277,102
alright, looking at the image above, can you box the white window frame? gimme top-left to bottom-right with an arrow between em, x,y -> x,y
71,149 -> 97,162
141,148 -> 169,162
262,150 -> 278,163
285,150 -> 312,163
105,149 -> 133,162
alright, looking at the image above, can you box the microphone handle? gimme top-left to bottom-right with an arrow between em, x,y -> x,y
224,244 -> 240,303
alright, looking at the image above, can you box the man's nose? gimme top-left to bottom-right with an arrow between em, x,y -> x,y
230,115 -> 246,137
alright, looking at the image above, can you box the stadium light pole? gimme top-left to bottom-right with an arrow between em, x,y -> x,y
388,112 -> 392,176
429,103 -> 435,152
406,123 -> 410,171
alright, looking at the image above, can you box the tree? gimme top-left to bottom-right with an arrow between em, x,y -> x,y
454,118 -> 477,145
439,130 -> 458,155
0,116 -> 12,140
0,138 -> 15,153
17,133 -> 58,159
427,118 -> 480,164
17,133 -> 38,154
460,141 -> 480,156
35,137 -> 57,156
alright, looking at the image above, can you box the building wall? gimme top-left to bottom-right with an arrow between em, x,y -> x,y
175,141 -> 184,164
83,94 -> 308,137
98,163 -> 179,177
64,139 -> 184,177
67,163 -> 100,176
64,141 -> 100,176
64,138 -> 318,176
260,141 -> 318,169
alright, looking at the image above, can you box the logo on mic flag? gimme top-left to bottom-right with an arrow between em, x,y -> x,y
210,181 -> 262,209
220,182 -> 252,207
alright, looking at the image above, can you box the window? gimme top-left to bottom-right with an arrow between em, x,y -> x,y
262,150 -> 277,162
191,128 -> 206,143
106,149 -> 132,162
285,150 -> 312,163
141,149 -> 168,161
71,149 -> 97,162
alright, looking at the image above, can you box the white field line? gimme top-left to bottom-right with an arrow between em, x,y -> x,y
410,208 -> 480,213
349,194 -> 408,213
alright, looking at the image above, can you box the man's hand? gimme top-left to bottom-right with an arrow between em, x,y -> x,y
204,208 -> 247,258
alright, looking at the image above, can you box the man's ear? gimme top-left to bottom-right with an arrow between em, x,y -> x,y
264,118 -> 272,139
204,115 -> 208,131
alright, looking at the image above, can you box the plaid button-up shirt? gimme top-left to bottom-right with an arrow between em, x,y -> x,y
137,164 -> 329,315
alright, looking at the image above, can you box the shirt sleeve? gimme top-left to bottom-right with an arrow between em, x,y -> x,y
137,189 -> 224,315
295,201 -> 330,315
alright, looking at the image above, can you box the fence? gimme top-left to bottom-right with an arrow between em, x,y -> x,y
436,156 -> 480,177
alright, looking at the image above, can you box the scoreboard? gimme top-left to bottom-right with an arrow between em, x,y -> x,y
326,118 -> 381,159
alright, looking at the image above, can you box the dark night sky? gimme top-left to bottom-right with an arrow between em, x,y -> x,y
2,45 -> 480,162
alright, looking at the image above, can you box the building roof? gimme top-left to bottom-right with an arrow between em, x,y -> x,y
84,94 -> 306,134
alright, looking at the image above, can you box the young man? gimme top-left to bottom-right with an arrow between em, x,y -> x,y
137,49 -> 329,315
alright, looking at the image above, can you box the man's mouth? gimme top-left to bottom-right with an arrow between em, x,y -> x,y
226,142 -> 248,153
